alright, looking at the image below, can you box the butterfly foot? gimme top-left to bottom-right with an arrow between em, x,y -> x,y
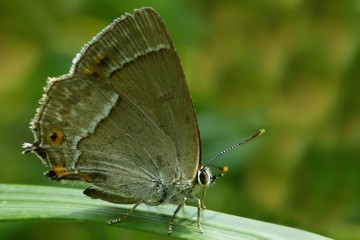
198,224 -> 204,234
167,224 -> 173,235
108,202 -> 141,225
108,218 -> 123,225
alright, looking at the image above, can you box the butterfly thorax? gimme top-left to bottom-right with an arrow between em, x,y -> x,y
152,165 -> 213,206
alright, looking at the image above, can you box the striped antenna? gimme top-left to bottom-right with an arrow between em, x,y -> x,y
206,129 -> 265,165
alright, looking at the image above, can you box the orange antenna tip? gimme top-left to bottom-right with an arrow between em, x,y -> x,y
221,166 -> 229,172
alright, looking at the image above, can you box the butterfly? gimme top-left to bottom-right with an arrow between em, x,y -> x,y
23,7 -> 264,234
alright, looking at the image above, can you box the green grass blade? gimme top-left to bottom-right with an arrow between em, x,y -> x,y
0,184 -> 332,240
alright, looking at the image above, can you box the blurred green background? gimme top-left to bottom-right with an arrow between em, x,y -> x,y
1,0 -> 359,239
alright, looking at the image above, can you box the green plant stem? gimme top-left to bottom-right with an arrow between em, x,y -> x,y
0,184 -> 332,240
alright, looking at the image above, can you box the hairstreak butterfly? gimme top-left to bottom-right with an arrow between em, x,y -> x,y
23,7 -> 264,234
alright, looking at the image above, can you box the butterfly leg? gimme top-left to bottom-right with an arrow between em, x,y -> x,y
200,173 -> 224,209
168,197 -> 186,235
196,197 -> 204,233
108,202 -> 141,225
200,188 -> 207,209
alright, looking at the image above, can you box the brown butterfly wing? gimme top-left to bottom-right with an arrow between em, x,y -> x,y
28,8 -> 200,203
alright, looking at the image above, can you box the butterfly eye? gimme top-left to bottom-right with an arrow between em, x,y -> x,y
197,167 -> 212,186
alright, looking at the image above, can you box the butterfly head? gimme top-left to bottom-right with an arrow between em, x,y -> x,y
196,164 -> 228,188
195,129 -> 265,196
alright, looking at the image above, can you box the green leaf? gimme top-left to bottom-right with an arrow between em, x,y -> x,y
0,184 -> 332,240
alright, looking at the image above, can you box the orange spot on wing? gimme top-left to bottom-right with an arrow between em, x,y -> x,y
94,53 -> 107,65
51,164 -> 92,182
47,130 -> 64,146
52,164 -> 69,177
